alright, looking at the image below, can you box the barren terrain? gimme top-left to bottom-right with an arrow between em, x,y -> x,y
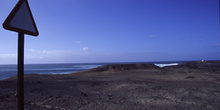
0,61 -> 220,110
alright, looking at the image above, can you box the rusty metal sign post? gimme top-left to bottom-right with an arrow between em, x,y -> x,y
2,0 -> 39,110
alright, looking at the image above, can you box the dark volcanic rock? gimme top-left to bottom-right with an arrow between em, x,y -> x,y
84,63 -> 160,72
164,61 -> 220,71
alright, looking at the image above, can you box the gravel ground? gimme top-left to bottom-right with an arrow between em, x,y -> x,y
0,61 -> 220,110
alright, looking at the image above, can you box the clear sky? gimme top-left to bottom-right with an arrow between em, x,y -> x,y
0,0 -> 219,64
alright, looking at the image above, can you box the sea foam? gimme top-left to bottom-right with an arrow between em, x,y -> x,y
154,63 -> 179,67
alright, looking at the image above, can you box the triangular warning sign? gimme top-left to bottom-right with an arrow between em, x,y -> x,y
3,0 -> 39,36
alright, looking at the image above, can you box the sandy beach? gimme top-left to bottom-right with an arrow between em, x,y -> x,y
0,61 -> 220,110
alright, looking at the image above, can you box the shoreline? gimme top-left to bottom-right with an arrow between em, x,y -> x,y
1,60 -> 218,81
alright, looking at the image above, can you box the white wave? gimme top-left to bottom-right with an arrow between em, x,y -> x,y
154,63 -> 179,67
73,65 -> 102,69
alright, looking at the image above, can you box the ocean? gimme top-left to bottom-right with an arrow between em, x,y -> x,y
0,61 -> 184,80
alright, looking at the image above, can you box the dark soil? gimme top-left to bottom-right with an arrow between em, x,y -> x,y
0,61 -> 220,110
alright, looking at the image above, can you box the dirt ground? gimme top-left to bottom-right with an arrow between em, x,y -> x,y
0,61 -> 220,110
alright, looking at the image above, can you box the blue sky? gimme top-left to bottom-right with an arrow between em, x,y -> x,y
0,0 -> 219,64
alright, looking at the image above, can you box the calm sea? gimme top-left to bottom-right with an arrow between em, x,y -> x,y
0,61 -> 185,80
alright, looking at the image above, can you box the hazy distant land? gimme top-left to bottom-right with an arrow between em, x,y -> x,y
0,61 -> 220,109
